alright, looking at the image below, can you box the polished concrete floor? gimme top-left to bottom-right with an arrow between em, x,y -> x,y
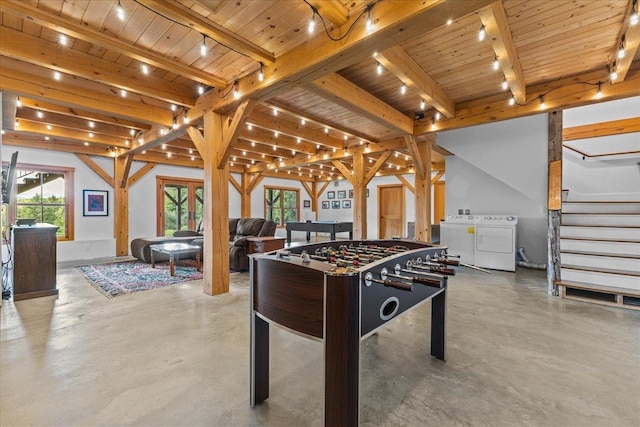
1,255 -> 639,426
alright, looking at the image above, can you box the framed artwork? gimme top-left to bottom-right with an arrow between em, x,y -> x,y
337,190 -> 346,199
331,201 -> 340,209
83,190 -> 108,216
327,191 -> 335,199
303,200 -> 311,208
342,200 -> 351,209
349,189 -> 353,198
322,201 -> 330,209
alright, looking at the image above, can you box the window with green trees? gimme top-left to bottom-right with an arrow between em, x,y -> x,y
264,186 -> 299,226
5,165 -> 74,240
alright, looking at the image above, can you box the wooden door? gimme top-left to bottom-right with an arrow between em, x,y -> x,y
378,185 -> 404,239
156,177 -> 204,236
434,181 -> 446,224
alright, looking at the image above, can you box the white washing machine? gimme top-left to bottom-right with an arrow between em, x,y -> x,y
474,215 -> 518,272
440,215 -> 480,265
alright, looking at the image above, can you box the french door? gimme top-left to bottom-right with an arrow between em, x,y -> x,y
156,176 -> 204,236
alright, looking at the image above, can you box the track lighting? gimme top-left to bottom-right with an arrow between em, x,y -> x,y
478,24 -> 486,42
200,34 -> 207,57
258,62 -> 264,82
493,56 -> 499,71
117,0 -> 125,21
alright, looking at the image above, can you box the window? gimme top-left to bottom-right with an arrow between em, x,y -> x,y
264,186 -> 299,226
3,164 -> 74,240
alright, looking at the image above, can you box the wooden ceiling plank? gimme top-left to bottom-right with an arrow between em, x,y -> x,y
196,0 -> 494,115
128,163 -> 156,187
478,1 -> 526,104
563,117 -> 640,141
306,0 -> 350,27
0,66 -> 173,127
0,0 -> 227,87
403,135 -> 425,180
364,151 -> 391,183
307,73 -> 414,135
138,0 -> 274,65
378,46 -> 455,118
218,99 -> 256,168
0,27 -> 195,107
76,153 -> 115,187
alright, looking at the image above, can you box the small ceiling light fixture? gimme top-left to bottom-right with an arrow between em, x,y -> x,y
36,111 -> 44,119
88,120 -> 95,128
167,152 -> 172,159
125,139 -> 130,146
478,24 -> 486,42
420,99 -> 426,110
59,34 -> 68,46
172,119 -> 178,130
117,0 -> 125,21
400,83 -> 407,95
272,108 -> 278,116
88,132 -> 94,138
365,4 -> 374,32
138,137 -> 144,144
183,115 -> 190,124
130,128 -> 135,136
359,140 -> 364,145
170,104 -> 177,112
308,6 -> 317,34
595,81 -> 603,99
617,37 -> 626,59
189,149 -> 193,154
509,96 -> 515,106
435,111 -> 441,120
16,97 -> 22,107
53,71 -> 61,80
316,143 -> 321,149
296,137 -> 301,143
242,151 -> 246,156
610,61 -> 619,80
141,64 -> 149,75
324,127 -> 329,134
376,61 -> 383,75
493,55 -> 500,71
343,134 -> 348,141
46,124 -> 53,131
121,89 -> 127,97
274,131 -> 279,137
251,141 -> 256,147
161,144 -> 167,150
539,94 -> 546,110
502,77 -> 508,91
631,1 -> 639,26
258,62 -> 264,82
301,118 -> 306,125
84,141 -> 89,146
447,18 -> 453,25
198,85 -> 205,95
200,34 -> 207,57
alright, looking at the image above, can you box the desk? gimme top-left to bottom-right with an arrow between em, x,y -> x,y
285,221 -> 353,244
150,243 -> 201,276
247,236 -> 286,254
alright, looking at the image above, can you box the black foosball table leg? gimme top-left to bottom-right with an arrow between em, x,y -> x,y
430,289 -> 446,361
250,312 -> 269,406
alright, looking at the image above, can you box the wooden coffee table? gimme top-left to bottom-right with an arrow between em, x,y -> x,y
149,243 -> 201,276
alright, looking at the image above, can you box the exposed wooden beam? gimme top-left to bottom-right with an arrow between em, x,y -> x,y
128,164 -> 156,187
0,64 -> 173,127
611,0 -> 640,82
403,135 -> 425,180
0,27 -> 195,107
119,155 -> 134,188
431,170 -> 445,185
2,133 -> 116,157
138,0 -> 274,65
76,154 -> 114,187
563,117 -> 640,141
217,99 -> 256,168
415,67 -> 640,135
193,0 -> 494,116
247,174 -> 264,193
378,46 -> 455,118
307,73 -> 414,135
307,0 -> 350,27
0,0 -> 227,88
478,1 -> 526,104
125,127 -> 189,156
364,152 -> 392,183
396,175 -> 415,194
15,119 -> 129,149
229,175 -> 243,194
331,160 -> 356,186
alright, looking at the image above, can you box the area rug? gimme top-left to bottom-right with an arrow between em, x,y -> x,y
78,260 -> 203,298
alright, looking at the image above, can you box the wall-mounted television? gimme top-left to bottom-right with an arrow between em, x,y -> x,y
1,151 -> 19,205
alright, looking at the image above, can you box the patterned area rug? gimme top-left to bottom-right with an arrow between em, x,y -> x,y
78,260 -> 203,298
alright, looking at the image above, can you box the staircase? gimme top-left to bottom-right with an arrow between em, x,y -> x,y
558,200 -> 640,310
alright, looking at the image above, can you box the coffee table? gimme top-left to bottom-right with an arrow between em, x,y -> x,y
149,243 -> 201,276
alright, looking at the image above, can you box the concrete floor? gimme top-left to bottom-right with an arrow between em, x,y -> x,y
1,256 -> 639,426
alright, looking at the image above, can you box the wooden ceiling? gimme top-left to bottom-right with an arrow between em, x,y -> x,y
1,0 -> 639,182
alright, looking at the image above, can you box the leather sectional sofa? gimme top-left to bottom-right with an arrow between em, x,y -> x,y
130,217 -> 277,271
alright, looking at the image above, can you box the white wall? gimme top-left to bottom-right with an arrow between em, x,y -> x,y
439,114 -> 549,263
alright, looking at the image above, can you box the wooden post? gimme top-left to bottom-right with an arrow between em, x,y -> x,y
114,155 -> 129,256
414,136 -> 432,242
241,172 -> 251,217
547,110 -> 563,296
352,150 -> 366,239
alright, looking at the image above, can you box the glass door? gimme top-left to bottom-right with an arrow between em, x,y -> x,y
156,177 -> 204,236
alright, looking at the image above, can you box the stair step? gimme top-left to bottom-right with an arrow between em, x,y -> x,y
557,280 -> 640,311
561,252 -> 640,272
561,213 -> 640,227
560,239 -> 640,256
560,225 -> 640,240
561,267 -> 640,291
562,201 -> 640,214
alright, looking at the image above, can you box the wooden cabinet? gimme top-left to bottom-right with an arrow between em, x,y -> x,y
247,236 -> 286,254
11,223 -> 59,301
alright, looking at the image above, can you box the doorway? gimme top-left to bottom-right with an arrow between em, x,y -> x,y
434,181 -> 446,224
378,184 -> 404,238
156,176 -> 204,236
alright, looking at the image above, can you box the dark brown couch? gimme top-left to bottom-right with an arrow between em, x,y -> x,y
130,218 -> 276,271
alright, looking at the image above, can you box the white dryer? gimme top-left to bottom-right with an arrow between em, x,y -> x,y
440,215 -> 480,265
474,215 -> 518,272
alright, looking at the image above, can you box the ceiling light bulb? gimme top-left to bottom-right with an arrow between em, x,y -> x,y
447,18 -> 453,25
141,64 -> 149,75
273,108 -> 278,116
509,96 -> 515,106
366,11 -> 373,32
297,137 -> 301,143
595,82 -> 603,99
242,151 -> 246,156
343,134 -> 348,140
84,141 -> 89,146
130,129 -> 135,136
200,35 -> 207,56
36,111 -> 44,119
59,34 -> 67,46
53,71 -> 61,80
46,125 -> 52,130
162,144 -> 167,150
611,69 -> 618,80
198,85 -> 205,95
88,132 -> 93,137
435,112 -> 441,120
478,25 -> 486,42
493,56 -> 499,70
308,12 -> 316,34
631,9 -> 639,26
170,104 -> 176,112
88,120 -> 95,128
618,45 -> 625,59
502,78 -> 508,91
117,0 -> 125,21
274,131 -> 279,137
247,123 -> 252,130
121,89 -> 127,97
400,84 -> 407,95
258,62 -> 264,82
376,62 -> 383,75
324,127 -> 329,134
301,118 -> 306,125
183,116 -> 189,124
16,97 -> 22,107
172,120 -> 178,130
420,99 -> 426,110
539,95 -> 546,110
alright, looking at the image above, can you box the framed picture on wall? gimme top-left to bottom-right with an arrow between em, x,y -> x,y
337,190 -> 346,199
331,201 -> 340,209
303,200 -> 311,208
342,200 -> 351,209
83,190 -> 108,216
327,191 -> 335,199
322,201 -> 330,209
349,189 -> 353,198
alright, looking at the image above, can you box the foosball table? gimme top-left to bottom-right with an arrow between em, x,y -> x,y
249,239 -> 458,426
